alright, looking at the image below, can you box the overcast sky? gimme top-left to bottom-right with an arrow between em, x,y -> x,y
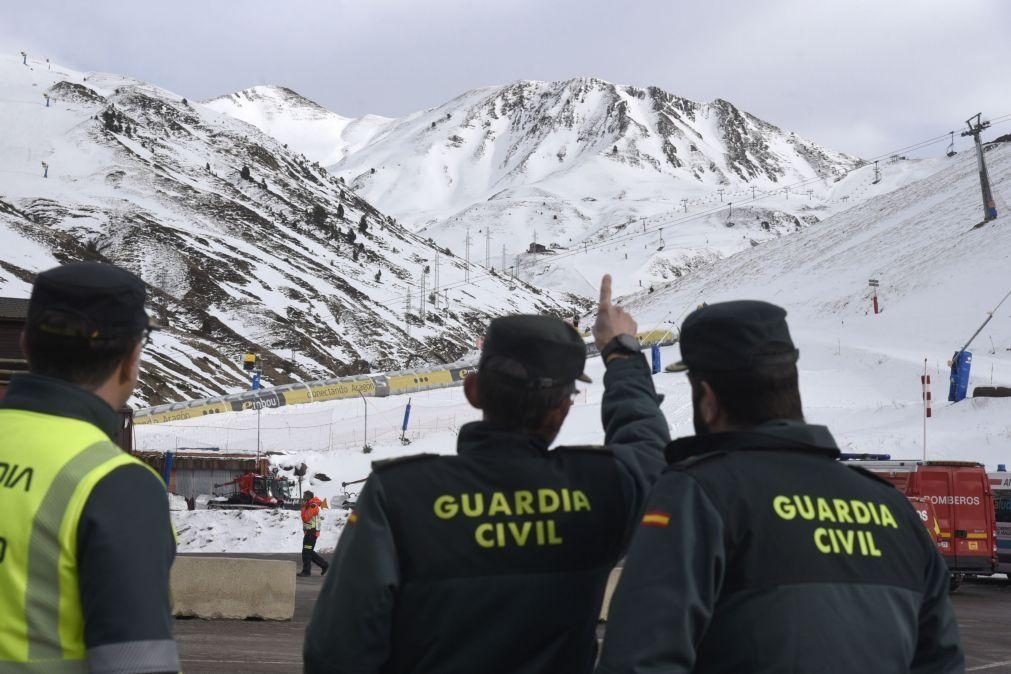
3,0 -> 1009,158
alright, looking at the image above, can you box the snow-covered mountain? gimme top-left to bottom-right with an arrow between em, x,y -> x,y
204,86 -> 392,167
0,55 -> 582,405
212,77 -> 944,297
154,142 -> 1011,552
333,78 -> 861,220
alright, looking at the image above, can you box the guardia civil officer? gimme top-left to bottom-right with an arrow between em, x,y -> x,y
596,301 -> 964,674
304,275 -> 670,674
0,262 -> 179,673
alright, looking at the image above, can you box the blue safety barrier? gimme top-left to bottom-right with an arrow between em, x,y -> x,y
162,451 -> 174,486
402,399 -> 413,433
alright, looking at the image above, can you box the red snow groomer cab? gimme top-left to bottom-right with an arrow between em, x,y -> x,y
210,472 -> 295,509
842,456 -> 996,588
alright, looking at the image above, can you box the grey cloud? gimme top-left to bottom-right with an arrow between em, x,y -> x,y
2,0 -> 1008,157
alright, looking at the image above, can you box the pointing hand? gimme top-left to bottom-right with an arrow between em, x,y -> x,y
592,274 -> 637,351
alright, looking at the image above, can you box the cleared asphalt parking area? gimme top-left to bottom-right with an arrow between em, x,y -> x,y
174,555 -> 1011,673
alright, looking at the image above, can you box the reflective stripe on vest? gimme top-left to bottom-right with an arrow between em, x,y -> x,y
27,440 -> 122,661
0,410 -> 162,668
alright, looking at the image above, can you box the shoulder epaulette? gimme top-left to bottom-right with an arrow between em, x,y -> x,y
846,464 -> 899,489
372,453 -> 441,472
556,445 -> 614,457
666,450 -> 728,471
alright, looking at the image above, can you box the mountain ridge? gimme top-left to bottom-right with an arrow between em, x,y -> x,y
0,55 -> 581,405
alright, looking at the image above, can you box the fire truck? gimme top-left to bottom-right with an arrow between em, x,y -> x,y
987,469 -> 1011,575
842,456 -> 997,590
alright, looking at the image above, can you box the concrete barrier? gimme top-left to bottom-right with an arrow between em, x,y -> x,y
171,556 -> 296,620
599,566 -> 623,621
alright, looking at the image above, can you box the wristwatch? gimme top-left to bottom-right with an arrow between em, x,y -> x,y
600,334 -> 640,362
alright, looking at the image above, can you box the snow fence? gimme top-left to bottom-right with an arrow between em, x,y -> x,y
134,329 -> 676,426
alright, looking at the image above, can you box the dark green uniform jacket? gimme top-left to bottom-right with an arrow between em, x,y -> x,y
304,355 -> 670,674
596,420 -> 964,674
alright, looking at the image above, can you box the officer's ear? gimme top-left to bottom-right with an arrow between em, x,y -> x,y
696,379 -> 729,431
119,340 -> 143,386
19,330 -> 29,367
463,372 -> 482,410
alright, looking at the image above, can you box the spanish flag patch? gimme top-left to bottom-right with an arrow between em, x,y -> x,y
347,511 -> 358,526
641,511 -> 671,527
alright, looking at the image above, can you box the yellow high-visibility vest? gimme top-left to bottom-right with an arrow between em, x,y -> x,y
0,409 -> 163,671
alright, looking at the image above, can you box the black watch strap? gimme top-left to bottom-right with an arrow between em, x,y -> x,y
601,334 -> 640,361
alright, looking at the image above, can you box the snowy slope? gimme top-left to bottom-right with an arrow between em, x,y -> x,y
620,142 -> 1011,464
0,55 -> 582,405
208,78 -> 947,298
203,86 -> 393,167
331,79 -> 863,219
153,143 -> 1011,552
322,78 -> 945,296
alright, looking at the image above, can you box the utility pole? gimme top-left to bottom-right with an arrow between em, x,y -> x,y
784,186 -> 790,200
465,228 -> 471,283
680,198 -> 688,213
872,160 -> 881,185
359,392 -> 370,453
405,283 -> 412,337
806,189 -> 813,200
717,188 -> 724,203
419,268 -> 426,322
961,113 -> 998,223
751,186 -> 757,199
485,229 -> 491,268
433,251 -> 440,308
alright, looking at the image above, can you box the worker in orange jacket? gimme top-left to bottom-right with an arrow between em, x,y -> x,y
299,491 -> 329,577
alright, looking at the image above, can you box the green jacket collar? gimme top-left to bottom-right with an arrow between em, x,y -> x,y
1,373 -> 121,440
665,418 -> 840,464
457,421 -> 551,458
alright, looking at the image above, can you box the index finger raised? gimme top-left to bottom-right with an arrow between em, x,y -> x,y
598,274 -> 612,308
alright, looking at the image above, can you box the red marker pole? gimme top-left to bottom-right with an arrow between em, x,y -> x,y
873,290 -> 879,315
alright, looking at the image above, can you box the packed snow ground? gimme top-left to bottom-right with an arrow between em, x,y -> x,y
163,139 -> 1011,553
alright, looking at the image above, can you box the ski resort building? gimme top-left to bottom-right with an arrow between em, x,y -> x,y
0,297 -> 29,401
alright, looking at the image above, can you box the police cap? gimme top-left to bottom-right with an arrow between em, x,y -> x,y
479,315 -> 591,388
666,300 -> 798,373
28,262 -> 155,342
